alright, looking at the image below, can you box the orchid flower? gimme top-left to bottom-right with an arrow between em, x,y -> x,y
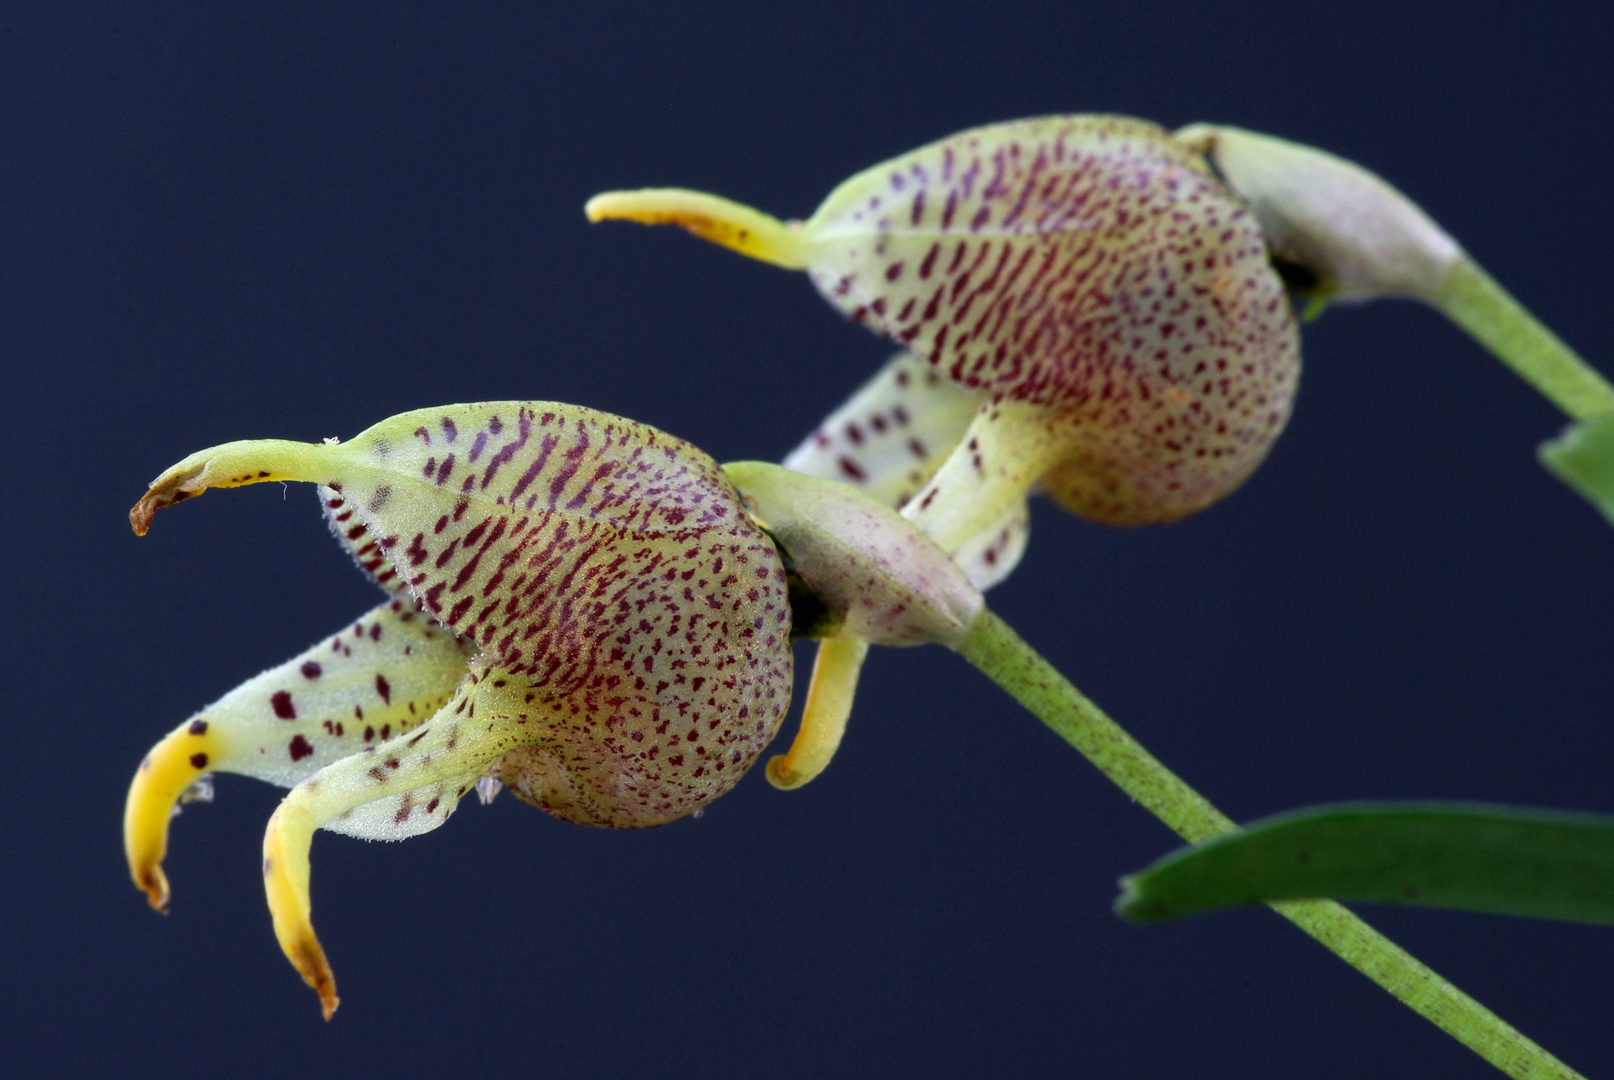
124,398 -> 990,1017
125,402 -> 797,1018
590,112 -> 1614,529
588,115 -> 1302,553
587,115 -> 1614,804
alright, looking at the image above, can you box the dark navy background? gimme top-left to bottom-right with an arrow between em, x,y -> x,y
4,4 -> 1611,1076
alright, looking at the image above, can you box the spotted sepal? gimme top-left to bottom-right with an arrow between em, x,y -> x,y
950,497 -> 1030,592
124,598 -> 474,911
322,486 -> 415,600
782,350 -> 983,507
798,116 -> 1297,422
283,664 -> 508,846
263,657 -> 533,1018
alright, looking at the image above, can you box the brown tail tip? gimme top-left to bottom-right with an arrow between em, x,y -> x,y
129,494 -> 157,536
130,485 -> 200,536
137,866 -> 172,913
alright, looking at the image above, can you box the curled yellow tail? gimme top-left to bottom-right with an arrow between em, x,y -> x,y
585,188 -> 811,269
124,722 -> 221,912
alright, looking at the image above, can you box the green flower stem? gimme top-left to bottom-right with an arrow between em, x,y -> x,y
1435,257 -> 1614,421
956,607 -> 1583,1080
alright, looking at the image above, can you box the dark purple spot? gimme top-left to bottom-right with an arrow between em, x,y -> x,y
187,720 -> 208,736
288,735 -> 314,762
271,691 -> 296,720
300,661 -> 322,680
189,752 -> 208,769
376,674 -> 392,704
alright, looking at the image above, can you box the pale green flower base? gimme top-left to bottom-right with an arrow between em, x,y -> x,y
957,609 -> 1584,1080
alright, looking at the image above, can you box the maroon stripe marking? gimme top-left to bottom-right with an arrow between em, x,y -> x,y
507,432 -> 559,501
449,516 -> 508,592
480,412 -> 533,490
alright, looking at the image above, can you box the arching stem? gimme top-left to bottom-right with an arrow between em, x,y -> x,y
955,607 -> 1584,1080
1434,257 -> 1614,422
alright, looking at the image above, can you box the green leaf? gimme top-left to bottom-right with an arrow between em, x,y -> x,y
1540,412 -> 1614,527
1116,802 -> 1614,926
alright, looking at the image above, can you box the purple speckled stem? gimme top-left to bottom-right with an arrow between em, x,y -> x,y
957,608 -> 1584,1080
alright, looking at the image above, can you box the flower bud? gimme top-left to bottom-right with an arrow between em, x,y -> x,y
725,460 -> 983,648
1175,123 -> 1461,303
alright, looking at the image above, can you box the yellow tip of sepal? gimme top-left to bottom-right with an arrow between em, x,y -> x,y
765,634 -> 869,790
129,438 -> 335,535
263,800 -> 339,1019
125,722 -> 221,912
584,188 -> 810,270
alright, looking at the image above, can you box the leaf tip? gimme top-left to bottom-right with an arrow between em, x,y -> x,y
1113,874 -> 1153,923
